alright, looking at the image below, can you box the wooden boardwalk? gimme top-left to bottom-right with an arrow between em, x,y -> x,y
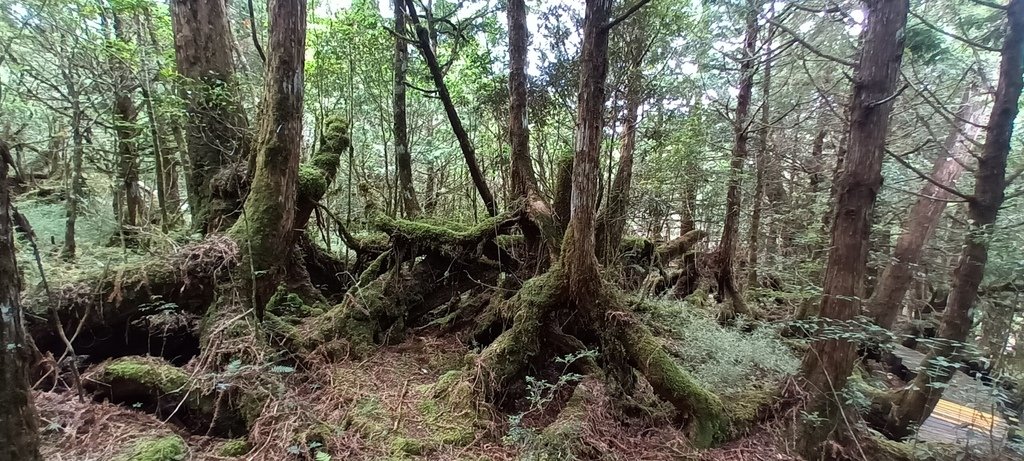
889,346 -> 1012,446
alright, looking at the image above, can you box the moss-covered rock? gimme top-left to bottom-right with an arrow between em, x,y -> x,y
418,371 -> 482,447
114,435 -> 187,461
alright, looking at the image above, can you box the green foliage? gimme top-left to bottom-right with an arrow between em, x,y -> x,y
642,299 -> 799,394
503,351 -> 597,460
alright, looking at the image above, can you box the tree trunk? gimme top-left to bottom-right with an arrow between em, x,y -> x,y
796,0 -> 908,455
866,87 -> 983,329
113,13 -> 144,240
746,16 -> 773,288
393,0 -> 421,218
62,95 -> 85,261
508,0 -> 558,261
871,0 -> 1024,439
0,141 -> 42,461
141,10 -> 182,228
230,0 -> 307,311
402,0 -> 497,217
562,0 -> 613,296
715,0 -> 758,320
595,29 -> 647,265
169,0 -> 248,233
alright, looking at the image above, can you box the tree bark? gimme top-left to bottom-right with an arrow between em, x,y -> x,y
169,0 -> 249,233
230,0 -> 307,311
0,140 -> 42,461
595,26 -> 647,265
113,14 -> 144,239
562,0 -> 613,296
61,84 -> 85,261
746,16 -> 773,287
402,0 -> 497,216
796,0 -> 908,455
715,0 -> 758,320
508,0 -> 558,261
393,0 -> 420,218
866,87 -> 983,329
872,0 -> 1024,439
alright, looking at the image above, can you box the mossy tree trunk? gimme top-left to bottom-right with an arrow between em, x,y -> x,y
795,0 -> 908,455
465,0 -> 727,448
0,141 -> 42,461
169,0 -> 249,234
228,0 -> 308,314
868,0 -> 1024,440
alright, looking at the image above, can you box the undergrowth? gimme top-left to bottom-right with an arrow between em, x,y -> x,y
641,298 -> 800,394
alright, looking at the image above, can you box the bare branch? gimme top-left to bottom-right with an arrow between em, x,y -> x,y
768,18 -> 856,67
885,146 -> 976,202
605,0 -> 654,32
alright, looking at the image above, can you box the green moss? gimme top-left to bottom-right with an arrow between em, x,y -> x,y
102,357 -> 189,394
620,322 -> 726,448
417,372 -> 480,447
721,386 -> 778,435
114,435 -> 187,461
266,285 -> 306,316
217,439 -> 251,457
298,164 -> 329,199
346,397 -> 392,442
389,437 -> 426,456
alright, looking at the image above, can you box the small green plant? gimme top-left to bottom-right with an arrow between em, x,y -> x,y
503,350 -> 597,453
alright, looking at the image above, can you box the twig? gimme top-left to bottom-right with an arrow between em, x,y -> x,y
393,378 -> 410,430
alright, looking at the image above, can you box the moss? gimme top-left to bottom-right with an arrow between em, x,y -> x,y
266,285 -> 307,316
114,435 -> 187,461
418,371 -> 481,446
721,386 -> 778,435
346,397 -> 392,442
389,437 -> 426,456
371,210 -> 516,259
102,357 -> 189,394
528,380 -> 598,460
298,164 -> 329,200
620,321 -> 726,448
217,439 -> 251,457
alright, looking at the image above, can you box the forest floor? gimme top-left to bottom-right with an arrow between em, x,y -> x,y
33,301 -> 811,461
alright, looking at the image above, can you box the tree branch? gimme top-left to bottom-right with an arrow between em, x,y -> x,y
768,18 -> 856,67
909,11 -> 1000,52
605,0 -> 654,32
885,146 -> 976,202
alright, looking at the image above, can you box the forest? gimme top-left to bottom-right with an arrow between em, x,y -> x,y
1,0 -> 1023,459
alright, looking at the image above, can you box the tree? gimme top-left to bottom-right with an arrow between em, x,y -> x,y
866,86 -> 983,329
0,140 -> 42,461
869,0 -> 1024,439
393,0 -> 420,218
714,0 -> 758,321
169,0 -> 249,233
795,0 -> 909,455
